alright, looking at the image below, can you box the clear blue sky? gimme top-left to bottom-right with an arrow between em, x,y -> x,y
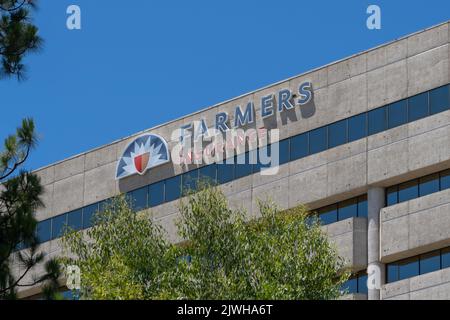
1,0 -> 450,171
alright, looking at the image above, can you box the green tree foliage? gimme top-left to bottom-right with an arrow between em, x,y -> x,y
61,184 -> 349,300
0,119 -> 61,299
0,0 -> 42,80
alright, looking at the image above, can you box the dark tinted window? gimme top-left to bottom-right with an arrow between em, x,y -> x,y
430,85 -> 449,115
165,175 -> 182,202
255,146 -> 271,172
358,274 -> 368,294
67,209 -> 82,231
290,133 -> 308,160
387,264 -> 398,283
309,127 -> 327,154
338,198 -> 358,220
341,278 -> 357,294
199,164 -> 217,184
36,219 -> 51,243
368,107 -> 387,135
182,169 -> 199,193
83,203 -> 99,228
398,258 -> 419,280
318,205 -> 337,225
441,170 -> 450,190
398,180 -> 418,203
348,113 -> 367,142
442,248 -> 450,269
149,181 -> 164,207
52,214 -> 67,239
99,198 -> 112,212
386,186 -> 398,206
408,92 -> 429,122
235,152 -> 253,179
419,174 -> 440,197
357,195 -> 368,218
420,251 -> 441,274
217,160 -> 234,184
388,100 -> 408,128
276,139 -> 290,165
328,119 -> 347,148
128,187 -> 148,211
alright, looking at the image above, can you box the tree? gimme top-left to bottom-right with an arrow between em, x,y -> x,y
61,183 -> 349,300
0,0 -> 42,80
0,118 -> 60,299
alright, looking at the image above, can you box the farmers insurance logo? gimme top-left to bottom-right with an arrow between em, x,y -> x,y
116,134 -> 170,180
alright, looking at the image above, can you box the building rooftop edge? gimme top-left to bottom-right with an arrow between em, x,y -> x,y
33,19 -> 450,173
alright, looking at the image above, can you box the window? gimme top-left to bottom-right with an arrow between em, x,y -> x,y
290,133 -> 308,160
199,164 -> 217,184
398,257 -> 419,281
165,175 -> 182,202
328,119 -> 347,148
182,169 -> 199,194
430,85 -> 449,115
386,186 -> 398,206
99,198 -> 112,212
36,219 -> 51,244
388,100 -> 408,129
149,181 -> 164,207
419,174 -> 439,197
338,198 -> 358,220
255,145 -> 271,172
442,248 -> 450,269
368,107 -> 387,135
358,274 -> 368,294
387,264 -> 399,283
341,277 -> 357,294
348,113 -> 367,142
83,203 -> 99,228
318,205 -> 337,225
128,186 -> 148,211
408,92 -> 429,121
67,209 -> 82,231
276,139 -> 290,165
52,214 -> 68,240
309,127 -> 327,154
398,180 -> 418,203
441,170 -> 450,190
357,195 -> 368,218
420,251 -> 441,274
217,159 -> 234,184
235,152 -> 253,179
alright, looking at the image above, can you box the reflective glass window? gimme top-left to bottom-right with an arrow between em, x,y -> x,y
149,181 -> 164,207
368,107 -> 387,135
419,174 -> 440,197
398,180 -> 419,203
328,119 -> 347,148
348,113 -> 367,142
358,274 -> 368,294
338,198 -> 358,221
83,203 -> 99,229
182,169 -> 199,194
398,257 -> 419,281
430,85 -> 449,115
441,248 -> 450,269
408,92 -> 429,122
235,152 -> 253,179
341,278 -> 357,294
386,186 -> 398,206
420,251 -> 441,275
387,264 -> 398,283
388,100 -> 408,129
217,160 -> 234,184
441,170 -> 450,190
357,196 -> 368,218
36,219 -> 51,244
165,175 -> 182,202
309,127 -> 327,154
318,205 -> 337,225
52,214 -> 68,239
199,164 -> 217,184
290,133 -> 308,160
128,187 -> 148,211
67,209 -> 82,231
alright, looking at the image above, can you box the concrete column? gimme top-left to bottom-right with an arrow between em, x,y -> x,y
367,187 -> 385,300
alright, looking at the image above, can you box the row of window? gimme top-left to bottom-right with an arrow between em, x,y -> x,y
341,272 -> 368,295
28,84 -> 449,246
387,247 -> 450,283
310,195 -> 368,226
386,169 -> 450,206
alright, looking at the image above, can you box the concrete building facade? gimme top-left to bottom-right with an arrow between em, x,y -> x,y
11,21 -> 450,300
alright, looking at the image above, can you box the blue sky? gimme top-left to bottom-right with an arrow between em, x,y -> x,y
1,0 -> 450,171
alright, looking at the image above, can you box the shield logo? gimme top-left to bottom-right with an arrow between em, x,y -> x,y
133,152 -> 150,174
